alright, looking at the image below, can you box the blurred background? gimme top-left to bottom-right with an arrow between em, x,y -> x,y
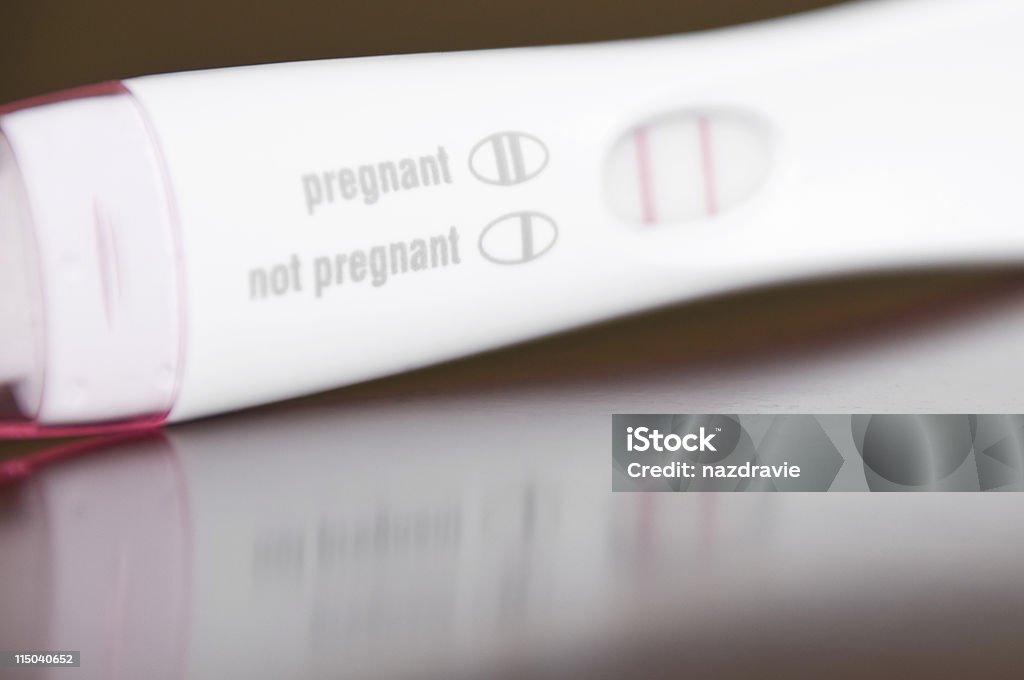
4,0 -> 1024,678
0,0 -> 846,104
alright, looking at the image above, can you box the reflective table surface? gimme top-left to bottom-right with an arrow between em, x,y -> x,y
3,270 -> 1024,679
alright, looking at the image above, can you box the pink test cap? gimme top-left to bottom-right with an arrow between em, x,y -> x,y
0,85 -> 182,436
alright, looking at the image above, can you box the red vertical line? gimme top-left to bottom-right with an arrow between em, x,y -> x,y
634,126 -> 657,224
697,116 -> 718,216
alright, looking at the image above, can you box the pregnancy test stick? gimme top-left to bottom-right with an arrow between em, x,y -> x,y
1,0 -> 1023,434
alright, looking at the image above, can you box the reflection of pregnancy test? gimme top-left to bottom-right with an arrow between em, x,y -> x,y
0,399 -> 625,680
2,0 -> 1024,434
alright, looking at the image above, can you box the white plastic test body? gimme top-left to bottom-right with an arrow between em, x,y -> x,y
1,0 -> 1023,433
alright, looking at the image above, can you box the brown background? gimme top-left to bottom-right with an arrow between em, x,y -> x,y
1,0 -> 845,104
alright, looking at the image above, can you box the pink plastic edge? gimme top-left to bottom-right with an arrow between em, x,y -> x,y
0,416 -> 170,441
0,430 -> 167,480
0,81 -> 177,440
0,81 -> 130,117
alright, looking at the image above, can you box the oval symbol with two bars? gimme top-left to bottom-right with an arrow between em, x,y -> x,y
478,211 -> 558,265
469,132 -> 549,186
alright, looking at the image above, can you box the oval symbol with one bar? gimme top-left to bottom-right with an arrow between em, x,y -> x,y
478,211 -> 558,264
469,132 -> 549,186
